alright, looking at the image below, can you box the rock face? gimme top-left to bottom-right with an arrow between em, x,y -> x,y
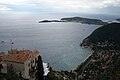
61,17 -> 108,25
81,23 -> 120,49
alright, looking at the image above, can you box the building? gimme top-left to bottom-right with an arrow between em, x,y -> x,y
0,52 -> 5,61
1,49 -> 40,79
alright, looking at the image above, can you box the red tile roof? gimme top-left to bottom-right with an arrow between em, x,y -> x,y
0,52 -> 5,56
2,50 -> 39,63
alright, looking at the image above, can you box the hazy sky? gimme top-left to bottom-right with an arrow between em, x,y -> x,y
0,0 -> 120,15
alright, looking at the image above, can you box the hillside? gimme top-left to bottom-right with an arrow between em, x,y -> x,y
116,18 -> 120,21
81,23 -> 120,49
39,17 -> 108,25
76,23 -> 120,80
61,17 -> 108,25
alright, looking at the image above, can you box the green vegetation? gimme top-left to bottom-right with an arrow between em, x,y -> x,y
6,64 -> 20,80
46,67 -> 75,80
46,23 -> 120,80
75,50 -> 120,80
81,23 -> 120,49
79,23 -> 120,80
0,64 -> 21,80
36,55 -> 44,80
87,23 -> 120,43
61,17 -> 108,25
116,18 -> 120,21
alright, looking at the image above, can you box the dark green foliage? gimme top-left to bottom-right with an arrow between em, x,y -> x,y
0,64 -> 3,73
0,73 -> 6,80
45,67 -> 59,80
47,71 -> 59,80
116,18 -> 120,21
6,64 -> 20,80
61,17 -> 108,25
82,23 -> 120,49
79,23 -> 120,80
87,23 -> 120,44
36,55 -> 44,80
0,64 -> 21,80
46,67 -> 75,80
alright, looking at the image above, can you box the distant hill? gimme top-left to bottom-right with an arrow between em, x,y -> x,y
81,23 -> 120,49
61,17 -> 108,25
39,17 -> 108,25
116,18 -> 120,21
39,20 -> 63,23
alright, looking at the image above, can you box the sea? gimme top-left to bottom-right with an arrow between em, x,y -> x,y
0,13 -> 119,71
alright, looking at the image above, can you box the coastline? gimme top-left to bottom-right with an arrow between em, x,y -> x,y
81,47 -> 93,63
74,23 -> 120,80
46,23 -> 120,80
39,16 -> 108,25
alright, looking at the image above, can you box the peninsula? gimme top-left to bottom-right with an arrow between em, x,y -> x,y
39,20 -> 64,23
39,17 -> 108,25
61,17 -> 108,25
116,18 -> 120,21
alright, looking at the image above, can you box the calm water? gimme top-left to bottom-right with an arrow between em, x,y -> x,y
0,13 -> 119,70
0,20 -> 100,71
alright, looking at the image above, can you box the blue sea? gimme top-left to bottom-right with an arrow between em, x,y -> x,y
0,13 -> 119,71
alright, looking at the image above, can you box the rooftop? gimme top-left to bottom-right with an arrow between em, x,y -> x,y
2,49 -> 39,63
0,52 -> 5,56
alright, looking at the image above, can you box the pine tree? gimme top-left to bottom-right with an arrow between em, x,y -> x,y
0,64 -> 3,73
36,55 -> 44,80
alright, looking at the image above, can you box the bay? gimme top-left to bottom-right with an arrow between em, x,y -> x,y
0,20 -> 100,71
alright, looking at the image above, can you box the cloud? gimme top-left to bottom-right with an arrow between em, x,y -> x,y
0,0 -> 26,5
0,5 -> 12,11
0,0 -> 120,13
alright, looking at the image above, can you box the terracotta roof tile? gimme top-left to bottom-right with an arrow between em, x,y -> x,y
0,52 -> 5,56
2,50 -> 39,63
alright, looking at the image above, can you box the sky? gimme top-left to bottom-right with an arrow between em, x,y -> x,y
0,0 -> 120,15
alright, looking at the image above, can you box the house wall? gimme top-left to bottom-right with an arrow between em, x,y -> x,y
23,53 -> 37,79
2,60 -> 25,77
24,60 -> 31,79
23,54 -> 39,79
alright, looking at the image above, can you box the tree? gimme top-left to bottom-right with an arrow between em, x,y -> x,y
6,64 -> 20,80
0,64 -> 3,73
36,55 -> 44,80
